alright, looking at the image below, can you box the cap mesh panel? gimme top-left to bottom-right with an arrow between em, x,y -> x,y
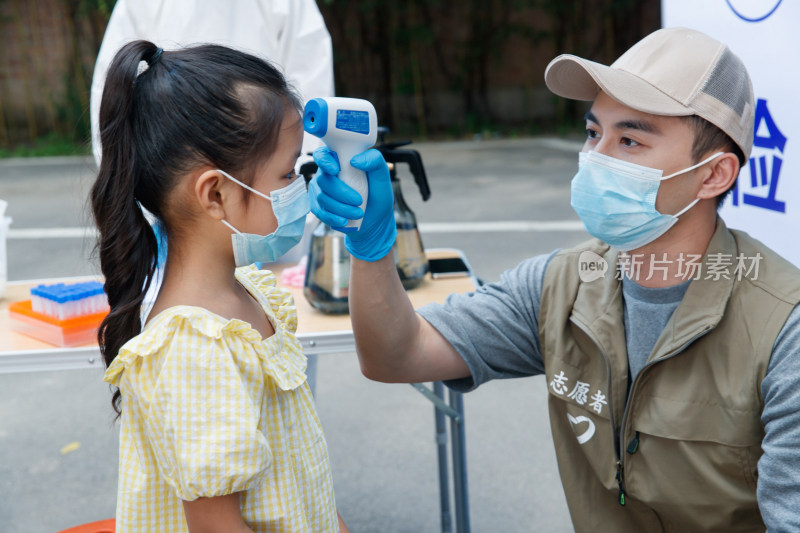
700,48 -> 749,117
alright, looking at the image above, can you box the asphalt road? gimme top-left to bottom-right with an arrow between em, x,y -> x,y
0,136 -> 591,533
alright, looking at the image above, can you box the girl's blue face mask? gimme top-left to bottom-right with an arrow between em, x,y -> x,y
218,170 -> 309,266
570,151 -> 723,251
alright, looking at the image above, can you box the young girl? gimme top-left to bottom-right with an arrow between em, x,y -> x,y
91,40 -> 347,532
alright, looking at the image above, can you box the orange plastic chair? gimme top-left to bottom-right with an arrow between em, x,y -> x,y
56,518 -> 115,533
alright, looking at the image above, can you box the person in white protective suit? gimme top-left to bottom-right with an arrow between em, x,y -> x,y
90,0 -> 335,168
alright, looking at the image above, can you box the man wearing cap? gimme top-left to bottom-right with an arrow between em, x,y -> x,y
309,27 -> 800,531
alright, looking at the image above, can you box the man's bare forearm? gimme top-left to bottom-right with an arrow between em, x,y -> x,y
348,254 -> 424,382
348,253 -> 471,384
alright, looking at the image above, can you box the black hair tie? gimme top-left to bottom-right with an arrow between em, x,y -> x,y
149,47 -> 164,66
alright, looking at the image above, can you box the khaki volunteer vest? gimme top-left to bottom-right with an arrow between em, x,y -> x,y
539,219 -> 800,532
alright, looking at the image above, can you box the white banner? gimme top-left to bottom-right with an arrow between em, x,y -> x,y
662,1 -> 798,265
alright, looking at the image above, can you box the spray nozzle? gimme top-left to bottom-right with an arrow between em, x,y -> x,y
374,127 -> 431,202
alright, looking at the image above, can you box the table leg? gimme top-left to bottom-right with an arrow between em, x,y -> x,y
433,381 -> 453,533
417,383 -> 471,533
306,353 -> 318,397
448,388 -> 470,533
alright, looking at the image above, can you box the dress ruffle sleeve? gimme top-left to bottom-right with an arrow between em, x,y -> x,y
105,311 -> 276,501
235,267 -> 307,391
239,265 -> 298,334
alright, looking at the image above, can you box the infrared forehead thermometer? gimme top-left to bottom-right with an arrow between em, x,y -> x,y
303,97 -> 378,230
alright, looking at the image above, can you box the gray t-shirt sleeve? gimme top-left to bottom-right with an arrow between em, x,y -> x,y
759,303 -> 800,532
416,251 -> 557,392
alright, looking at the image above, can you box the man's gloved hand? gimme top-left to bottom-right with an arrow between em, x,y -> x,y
309,147 -> 396,262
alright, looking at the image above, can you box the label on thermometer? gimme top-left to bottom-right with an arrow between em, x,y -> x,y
336,109 -> 370,135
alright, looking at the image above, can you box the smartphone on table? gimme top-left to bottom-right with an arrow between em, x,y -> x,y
428,255 -> 471,279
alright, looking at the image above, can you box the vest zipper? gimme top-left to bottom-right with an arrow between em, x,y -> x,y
571,316 -> 715,509
569,316 -> 622,497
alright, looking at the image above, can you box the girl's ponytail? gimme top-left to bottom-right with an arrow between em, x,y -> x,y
90,41 -> 161,415
91,40 -> 301,415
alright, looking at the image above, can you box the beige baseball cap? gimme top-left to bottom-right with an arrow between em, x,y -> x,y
544,27 -> 755,159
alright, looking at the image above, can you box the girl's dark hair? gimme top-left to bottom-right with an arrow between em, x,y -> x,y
90,41 -> 301,414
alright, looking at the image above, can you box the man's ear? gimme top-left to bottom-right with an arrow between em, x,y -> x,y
194,169 -> 230,220
697,152 -> 740,201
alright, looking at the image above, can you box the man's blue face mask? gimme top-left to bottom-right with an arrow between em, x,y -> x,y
219,170 -> 309,266
570,151 -> 723,251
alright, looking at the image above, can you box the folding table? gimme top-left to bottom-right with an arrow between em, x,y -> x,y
0,249 -> 476,533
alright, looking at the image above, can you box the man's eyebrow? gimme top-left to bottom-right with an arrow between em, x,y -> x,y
615,118 -> 661,135
584,110 -> 661,135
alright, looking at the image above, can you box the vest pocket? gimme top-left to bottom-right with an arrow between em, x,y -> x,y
634,394 -> 762,446
625,400 -> 763,530
631,395 -> 762,494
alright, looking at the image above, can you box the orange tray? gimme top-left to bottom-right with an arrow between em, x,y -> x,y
57,518 -> 115,533
7,299 -> 106,347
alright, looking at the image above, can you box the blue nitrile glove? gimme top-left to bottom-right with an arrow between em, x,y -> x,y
310,147 -> 396,262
